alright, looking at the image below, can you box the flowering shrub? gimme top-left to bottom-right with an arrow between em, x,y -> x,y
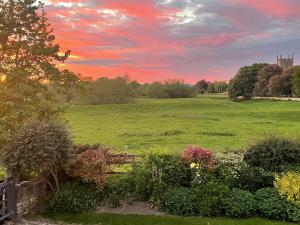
183,146 -> 214,168
68,148 -> 111,186
275,172 -> 300,206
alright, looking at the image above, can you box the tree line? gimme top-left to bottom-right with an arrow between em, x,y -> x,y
228,63 -> 300,99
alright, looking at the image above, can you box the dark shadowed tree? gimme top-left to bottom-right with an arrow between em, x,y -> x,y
228,63 -> 268,99
293,68 -> 300,97
253,65 -> 282,96
268,72 -> 293,97
195,79 -> 208,94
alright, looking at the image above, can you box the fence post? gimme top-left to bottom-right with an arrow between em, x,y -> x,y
6,177 -> 16,219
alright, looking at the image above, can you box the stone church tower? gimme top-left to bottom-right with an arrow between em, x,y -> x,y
277,54 -> 294,70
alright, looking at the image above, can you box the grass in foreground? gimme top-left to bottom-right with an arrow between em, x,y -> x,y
45,213 -> 294,225
66,95 -> 300,153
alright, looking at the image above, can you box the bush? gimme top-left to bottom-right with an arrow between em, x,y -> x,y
161,187 -> 197,216
244,136 -> 300,172
213,153 -> 244,187
237,165 -> 274,192
68,147 -> 110,186
47,181 -> 103,213
126,153 -> 191,200
145,80 -> 195,98
105,175 -> 135,208
255,188 -> 288,220
194,180 -> 229,216
183,146 -> 214,167
223,188 -> 257,218
275,172 -> 300,206
0,167 -> 6,181
286,203 -> 300,223
0,120 -> 72,190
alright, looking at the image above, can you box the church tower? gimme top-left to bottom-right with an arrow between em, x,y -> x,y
277,54 -> 294,70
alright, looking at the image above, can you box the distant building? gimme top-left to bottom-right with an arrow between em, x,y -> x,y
277,54 -> 294,70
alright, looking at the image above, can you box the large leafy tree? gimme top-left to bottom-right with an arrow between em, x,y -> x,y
228,63 -> 268,99
0,0 -> 75,145
253,65 -> 282,97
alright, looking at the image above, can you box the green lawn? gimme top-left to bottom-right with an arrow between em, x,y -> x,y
66,95 -> 300,153
46,213 -> 294,225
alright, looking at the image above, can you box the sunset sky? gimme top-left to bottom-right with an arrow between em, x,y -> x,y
44,0 -> 300,83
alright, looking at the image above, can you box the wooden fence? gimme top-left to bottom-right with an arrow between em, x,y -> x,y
108,154 -> 140,174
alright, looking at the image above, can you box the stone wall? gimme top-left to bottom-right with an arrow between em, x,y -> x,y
16,180 -> 48,216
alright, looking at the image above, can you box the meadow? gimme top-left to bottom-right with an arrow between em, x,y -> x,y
66,95 -> 300,153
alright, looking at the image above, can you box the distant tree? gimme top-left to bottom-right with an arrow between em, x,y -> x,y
228,63 -> 268,99
145,81 -> 169,98
129,80 -> 142,96
292,68 -> 300,97
253,65 -> 282,96
195,79 -> 208,94
164,79 -> 195,98
268,73 -> 293,97
77,77 -> 135,104
207,82 -> 216,93
213,81 -> 228,93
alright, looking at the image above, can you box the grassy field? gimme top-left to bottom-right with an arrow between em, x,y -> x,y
45,213 -> 294,225
66,95 -> 300,154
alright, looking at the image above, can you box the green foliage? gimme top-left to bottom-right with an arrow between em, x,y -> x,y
47,181 -> 103,213
228,63 -> 268,99
77,76 -> 135,104
145,80 -> 195,98
244,136 -> 300,172
0,167 -> 6,181
0,0 -> 69,80
255,188 -> 288,220
105,175 -> 135,208
161,187 -> 197,216
268,73 -> 293,97
213,153 -> 243,187
0,120 -> 72,189
237,165 -> 274,192
292,68 -> 300,97
275,172 -> 300,206
223,188 -> 257,218
194,180 -> 230,216
253,65 -> 282,97
195,79 -> 208,93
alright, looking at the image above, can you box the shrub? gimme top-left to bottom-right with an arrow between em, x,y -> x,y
183,146 -> 214,167
275,172 -> 300,206
161,187 -> 197,216
286,203 -> 300,223
237,165 -> 274,192
223,188 -> 257,218
68,148 -> 110,186
145,80 -> 195,98
255,188 -> 288,220
0,120 -> 72,190
0,167 -> 6,181
105,175 -> 135,208
213,152 -> 244,187
244,136 -> 300,172
47,181 -> 103,213
194,180 -> 229,216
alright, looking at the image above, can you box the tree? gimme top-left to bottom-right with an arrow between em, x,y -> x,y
0,0 -> 69,80
1,120 -> 72,190
292,68 -> 300,97
268,73 -> 293,97
207,82 -> 216,93
253,65 -> 282,96
195,79 -> 208,94
228,63 -> 268,99
0,0 -> 74,145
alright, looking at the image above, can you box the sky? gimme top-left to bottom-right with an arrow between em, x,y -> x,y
44,0 -> 300,83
